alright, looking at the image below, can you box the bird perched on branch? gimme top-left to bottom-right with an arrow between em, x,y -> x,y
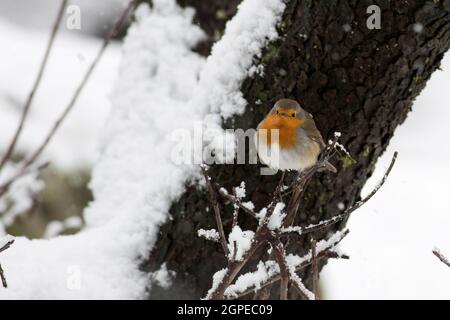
256,98 -> 336,173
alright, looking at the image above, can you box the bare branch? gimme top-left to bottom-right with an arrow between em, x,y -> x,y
0,0 -> 67,174
217,187 -> 257,219
290,270 -> 314,300
311,239 -> 319,300
0,264 -> 7,288
270,239 -> 290,300
0,240 -> 15,254
0,239 -> 14,288
281,152 -> 398,237
261,171 -> 286,225
201,165 -> 229,256
207,237 -> 266,300
433,248 -> 450,268
231,187 -> 240,229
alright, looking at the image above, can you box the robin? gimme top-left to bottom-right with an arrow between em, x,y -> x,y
256,98 -> 336,173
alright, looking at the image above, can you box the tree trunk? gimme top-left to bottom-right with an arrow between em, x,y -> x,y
143,0 -> 450,299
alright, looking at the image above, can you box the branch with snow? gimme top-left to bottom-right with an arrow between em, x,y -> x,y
198,229 -> 221,242
200,132 -> 397,300
224,230 -> 349,299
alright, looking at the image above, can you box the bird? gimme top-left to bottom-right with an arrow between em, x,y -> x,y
256,98 -> 336,173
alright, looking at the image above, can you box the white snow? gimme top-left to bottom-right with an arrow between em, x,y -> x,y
205,268 -> 227,299
242,201 -> 255,211
0,0 -> 286,299
1,0 -> 448,300
151,263 -> 176,289
224,230 -> 347,298
225,260 -> 279,298
193,0 -> 286,164
234,181 -> 247,199
225,231 -> 345,298
288,266 -> 315,300
43,216 -> 83,239
267,202 -> 286,230
0,0 -> 205,299
227,226 -> 255,261
198,229 -> 220,242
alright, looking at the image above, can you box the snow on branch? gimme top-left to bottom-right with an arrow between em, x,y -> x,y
200,132 -> 397,299
224,230 -> 349,299
198,229 -> 220,242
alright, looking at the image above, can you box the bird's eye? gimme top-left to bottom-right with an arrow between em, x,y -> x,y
291,113 -> 296,117
276,110 -> 279,114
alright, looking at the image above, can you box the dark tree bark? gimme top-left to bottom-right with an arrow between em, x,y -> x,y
143,0 -> 450,299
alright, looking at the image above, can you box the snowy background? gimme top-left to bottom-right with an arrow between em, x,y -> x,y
322,52 -> 450,299
0,0 -> 449,299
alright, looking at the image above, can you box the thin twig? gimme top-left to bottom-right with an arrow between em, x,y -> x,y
231,241 -> 238,262
0,263 -> 7,288
217,187 -> 257,219
270,239 -> 290,300
290,271 -> 314,300
0,239 -> 14,288
231,187 -> 239,229
311,239 -> 318,300
433,248 -> 450,268
0,240 -> 15,254
0,0 -> 67,174
201,165 -> 229,256
281,152 -> 398,237
261,171 -> 286,225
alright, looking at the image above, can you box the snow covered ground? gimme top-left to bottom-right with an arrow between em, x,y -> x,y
322,53 -> 450,299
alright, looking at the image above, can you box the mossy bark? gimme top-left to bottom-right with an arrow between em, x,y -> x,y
143,0 -> 450,299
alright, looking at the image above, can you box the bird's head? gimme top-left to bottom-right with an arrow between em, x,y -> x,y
270,99 -> 308,120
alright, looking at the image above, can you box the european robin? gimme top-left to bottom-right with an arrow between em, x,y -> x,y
256,98 -> 336,172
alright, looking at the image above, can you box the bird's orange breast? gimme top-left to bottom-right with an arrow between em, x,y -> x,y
258,115 -> 304,149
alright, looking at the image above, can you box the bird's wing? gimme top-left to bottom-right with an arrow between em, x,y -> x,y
302,118 -> 326,149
